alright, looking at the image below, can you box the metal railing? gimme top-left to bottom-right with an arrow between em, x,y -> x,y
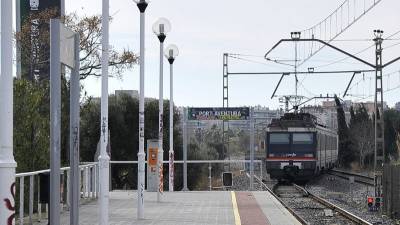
110,160 -> 264,191
15,163 -> 98,224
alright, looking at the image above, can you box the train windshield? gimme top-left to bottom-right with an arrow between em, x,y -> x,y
269,133 -> 290,144
292,133 -> 313,145
267,132 -> 316,157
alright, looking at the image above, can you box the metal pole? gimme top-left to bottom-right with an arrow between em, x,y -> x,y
373,30 -> 385,198
157,39 -> 164,202
0,0 -> 17,223
50,19 -> 61,225
250,108 -> 255,191
208,163 -> 212,191
182,108 -> 189,191
69,33 -> 80,225
99,0 -> 110,224
169,62 -> 174,192
137,1 -> 148,218
16,0 -> 22,79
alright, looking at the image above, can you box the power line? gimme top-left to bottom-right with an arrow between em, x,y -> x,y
383,41 -> 400,50
227,55 -> 290,70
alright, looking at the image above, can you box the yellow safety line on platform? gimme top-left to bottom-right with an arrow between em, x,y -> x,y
231,191 -> 242,225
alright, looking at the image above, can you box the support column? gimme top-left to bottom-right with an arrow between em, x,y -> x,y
373,30 -> 385,198
169,62 -> 174,192
157,40 -> 164,202
50,19 -> 61,225
0,1 -> 17,224
69,33 -> 81,225
250,108 -> 255,191
99,0 -> 110,224
182,108 -> 188,191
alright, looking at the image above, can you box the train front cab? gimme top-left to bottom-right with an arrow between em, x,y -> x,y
265,132 -> 317,181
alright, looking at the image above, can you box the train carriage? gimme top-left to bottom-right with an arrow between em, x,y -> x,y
265,113 -> 338,181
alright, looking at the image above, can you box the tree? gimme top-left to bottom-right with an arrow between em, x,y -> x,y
349,104 -> 374,168
17,9 -> 138,81
80,94 -> 183,190
335,95 -> 356,167
384,109 -> 400,160
14,79 -> 50,173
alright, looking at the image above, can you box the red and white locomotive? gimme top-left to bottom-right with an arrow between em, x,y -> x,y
265,113 -> 338,182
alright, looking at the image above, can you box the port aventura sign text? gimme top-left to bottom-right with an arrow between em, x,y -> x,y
188,107 -> 250,121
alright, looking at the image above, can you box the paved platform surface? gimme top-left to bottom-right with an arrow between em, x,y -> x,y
35,191 -> 301,225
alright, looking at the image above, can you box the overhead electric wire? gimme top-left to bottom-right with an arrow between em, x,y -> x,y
347,69 -> 400,101
383,41 -> 400,50
227,54 -> 291,70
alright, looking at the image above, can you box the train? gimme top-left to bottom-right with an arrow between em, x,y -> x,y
265,113 -> 338,182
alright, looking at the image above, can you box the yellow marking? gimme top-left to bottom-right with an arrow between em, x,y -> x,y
231,191 -> 242,225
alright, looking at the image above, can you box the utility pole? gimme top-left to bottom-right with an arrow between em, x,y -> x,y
222,53 -> 230,170
291,32 -> 301,108
373,29 -> 385,198
0,1 -> 17,224
99,0 -> 110,224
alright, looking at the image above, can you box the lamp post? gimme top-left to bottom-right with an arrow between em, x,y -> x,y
0,0 -> 17,224
153,18 -> 171,202
99,0 -> 110,224
133,0 -> 148,219
165,44 -> 179,192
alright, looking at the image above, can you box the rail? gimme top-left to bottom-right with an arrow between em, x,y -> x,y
15,163 -> 98,225
328,169 -> 374,186
253,175 -> 309,225
293,184 -> 372,225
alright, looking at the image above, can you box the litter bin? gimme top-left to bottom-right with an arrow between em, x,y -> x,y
39,172 -> 50,225
39,172 -> 50,204
222,172 -> 233,188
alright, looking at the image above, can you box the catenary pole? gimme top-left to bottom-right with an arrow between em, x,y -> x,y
0,1 -> 17,224
99,0 -> 110,224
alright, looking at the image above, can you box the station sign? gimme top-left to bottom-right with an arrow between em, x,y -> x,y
188,107 -> 250,121
17,0 -> 62,80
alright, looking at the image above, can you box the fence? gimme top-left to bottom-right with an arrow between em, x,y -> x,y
109,160 -> 263,191
383,164 -> 400,219
15,163 -> 98,224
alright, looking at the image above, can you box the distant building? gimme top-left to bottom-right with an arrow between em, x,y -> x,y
395,102 -> 400,111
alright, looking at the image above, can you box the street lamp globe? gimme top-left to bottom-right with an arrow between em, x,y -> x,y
153,18 -> 171,42
165,44 -> 179,61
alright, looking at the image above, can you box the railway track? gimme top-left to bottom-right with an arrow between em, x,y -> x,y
254,175 -> 372,225
328,169 -> 374,186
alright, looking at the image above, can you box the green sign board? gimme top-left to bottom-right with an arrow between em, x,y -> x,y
188,107 -> 250,121
17,0 -> 61,80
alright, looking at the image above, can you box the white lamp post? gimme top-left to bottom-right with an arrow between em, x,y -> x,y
133,0 -> 149,219
99,0 -> 110,224
0,1 -> 17,224
165,44 -> 179,192
153,17 -> 171,202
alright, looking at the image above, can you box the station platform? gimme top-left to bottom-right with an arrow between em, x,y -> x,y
36,191 -> 301,225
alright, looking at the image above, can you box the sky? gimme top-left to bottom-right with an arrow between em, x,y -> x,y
8,0 -> 400,109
